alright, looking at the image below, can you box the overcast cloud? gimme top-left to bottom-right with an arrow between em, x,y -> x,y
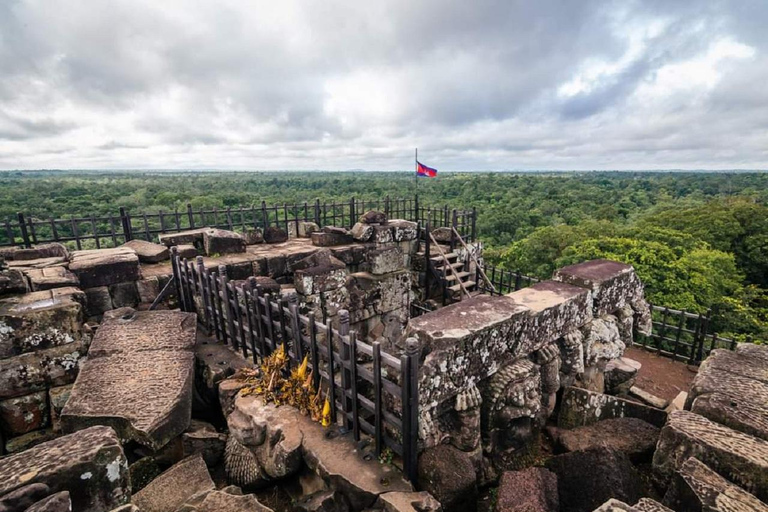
1,0 -> 767,170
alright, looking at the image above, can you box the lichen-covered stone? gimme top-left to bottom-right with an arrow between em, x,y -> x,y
0,425 -> 129,512
0,287 -> 86,360
158,227 -> 210,248
604,357 -> 641,395
294,265 -> 348,295
580,315 -> 625,366
553,259 -> 645,318
69,247 -> 140,289
48,384 -> 72,434
263,226 -> 289,244
652,410 -> 768,500
121,239 -> 170,263
61,309 -> 196,450
359,210 -> 387,225
369,246 -> 403,275
389,219 -> 418,242
350,222 -> 374,242
4,428 -> 57,453
311,230 -> 352,247
7,243 -> 68,262
203,228 -> 247,255
0,390 -> 49,436
108,281 -> 139,309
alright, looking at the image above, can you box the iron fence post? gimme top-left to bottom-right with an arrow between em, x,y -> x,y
17,212 -> 31,248
119,207 -> 132,242
404,337 -> 420,484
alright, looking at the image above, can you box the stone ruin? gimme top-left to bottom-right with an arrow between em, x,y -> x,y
0,207 -> 767,512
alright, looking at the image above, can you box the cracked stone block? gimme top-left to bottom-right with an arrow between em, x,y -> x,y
109,281 -> 139,309
243,228 -> 264,245
376,491 -> 441,512
132,454 -> 214,512
311,230 -> 352,247
7,256 -> 68,270
182,420 -> 227,467
496,467 -> 559,512
431,227 -> 452,243
605,357 -> 641,395
550,417 -> 659,462
196,490 -> 273,512
158,228 -> 209,248
25,491 -> 72,512
417,444 -> 475,512
294,265 -> 349,295
558,387 -> 667,429
0,390 -> 49,436
553,259 -> 645,318
69,248 -> 140,288
663,457 -> 768,512
0,267 -> 29,295
61,309 -> 196,450
372,225 -> 394,245
0,425 -> 130,512
369,246 -> 403,275
4,428 -> 57,453
176,244 -> 198,259
0,287 -> 86,359
84,286 -> 113,317
48,384 -> 72,434
203,228 -> 246,255
25,267 -> 79,292
581,315 -> 625,366
7,243 -> 69,262
288,221 -> 320,239
652,410 -> 768,501
629,386 -> 668,409
360,210 -> 387,224
121,239 -> 170,263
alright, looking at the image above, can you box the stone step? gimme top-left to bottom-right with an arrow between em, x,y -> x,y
437,261 -> 464,272
430,252 -> 459,263
448,280 -> 476,293
444,271 -> 472,282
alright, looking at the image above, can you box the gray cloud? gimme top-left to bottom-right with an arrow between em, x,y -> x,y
0,0 -> 766,170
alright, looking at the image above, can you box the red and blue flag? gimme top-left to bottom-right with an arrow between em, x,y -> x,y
416,161 -> 438,178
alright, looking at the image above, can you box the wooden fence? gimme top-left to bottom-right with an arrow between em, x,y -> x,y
476,263 -> 541,295
1,195 -> 476,250
171,248 -> 420,483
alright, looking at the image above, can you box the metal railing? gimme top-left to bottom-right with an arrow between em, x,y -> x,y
171,249 -> 420,482
1,195 -> 476,250
476,263 -> 540,295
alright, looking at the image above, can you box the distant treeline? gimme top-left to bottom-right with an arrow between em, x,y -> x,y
1,170 -> 766,341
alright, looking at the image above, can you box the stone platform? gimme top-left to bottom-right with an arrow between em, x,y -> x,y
61,309 -> 197,450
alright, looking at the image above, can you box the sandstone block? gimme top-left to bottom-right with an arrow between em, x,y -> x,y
9,243 -> 68,261
553,259 -> 644,317
0,268 -> 29,295
182,420 -> 227,467
389,219 -> 418,242
430,227 -> 452,243
377,491 -> 441,512
311,231 -> 352,247
158,227 -> 209,248
581,315 -> 625,366
605,357 -> 641,395
663,456 -> 768,512
0,425 -> 129,512
0,338 -> 89,400
558,387 -> 667,429
417,445 -> 476,512
372,225 -> 394,245
350,222 -> 374,242
0,287 -> 86,359
132,454 -> 214,512
61,310 -> 196,450
263,226 -> 288,244
121,239 -> 170,263
497,467 -> 558,512
369,246 -> 403,275
25,267 -> 79,291
287,221 -> 320,239
69,248 -> 140,288
360,210 -> 387,224
109,281 -> 139,309
176,244 -> 198,259
7,256 -> 67,270
84,286 -> 112,317
48,384 -> 72,433
628,386 -> 668,409
0,390 -> 49,436
195,490 -> 273,512
24,491 -> 71,512
551,417 -> 659,462
4,428 -> 57,453
0,483 -> 52,512
243,228 -> 264,245
203,228 -> 246,255
295,265 -> 348,295
136,277 -> 161,304
652,410 -> 768,500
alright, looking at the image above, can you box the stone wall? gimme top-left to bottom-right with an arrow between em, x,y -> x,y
406,259 -> 652,479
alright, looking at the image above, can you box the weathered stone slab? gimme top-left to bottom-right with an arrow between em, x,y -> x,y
558,387 -> 668,429
121,239 -> 170,263
311,231 -> 352,247
84,286 -> 112,317
132,454 -> 214,512
551,417 -> 659,462
136,277 -> 161,304
372,225 -> 394,245
69,248 -> 140,288
8,243 -> 68,262
553,259 -> 644,317
605,357 -> 641,395
109,281 -> 139,308
360,210 -> 387,224
389,219 -> 418,242
263,226 -> 288,244
350,222 -> 374,242
591,500 -> 636,511
652,410 -> 768,500
287,221 -> 320,239
6,256 -> 68,269
0,287 -> 86,359
24,491 -> 71,512
0,390 -> 49,435
629,386 -> 668,409
736,342 -> 768,364
496,467 -> 559,512
345,270 -> 410,323
663,457 -> 768,512
0,484 -> 53,512
25,266 -> 79,291
176,244 -> 198,259
0,425 -> 129,512
505,280 -> 592,357
158,227 -> 210,248
4,428 -> 57,453
203,228 -> 246,255
633,499 -> 674,512
61,310 -> 196,450
196,490 -> 273,512
698,348 -> 768,385
0,267 -> 29,295
48,384 -> 72,433
376,491 -> 441,512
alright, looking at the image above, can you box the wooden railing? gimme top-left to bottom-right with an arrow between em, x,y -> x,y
171,248 -> 420,482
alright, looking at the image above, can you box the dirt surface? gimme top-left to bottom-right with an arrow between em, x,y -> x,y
625,346 -> 698,402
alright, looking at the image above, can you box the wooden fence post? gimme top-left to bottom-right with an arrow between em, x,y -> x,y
196,256 -> 211,333
405,337 -> 420,484
17,213 -> 31,248
220,267 -> 235,349
119,207 -> 132,242
339,310 -> 352,430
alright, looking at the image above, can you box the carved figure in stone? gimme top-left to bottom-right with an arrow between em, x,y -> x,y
481,359 -> 541,472
631,297 -> 653,336
558,329 -> 584,388
615,304 -> 635,345
533,343 -> 561,419
452,382 -> 482,452
224,435 -> 269,489
581,315 -> 625,366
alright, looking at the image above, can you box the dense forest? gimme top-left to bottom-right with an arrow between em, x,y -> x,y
1,170 -> 766,342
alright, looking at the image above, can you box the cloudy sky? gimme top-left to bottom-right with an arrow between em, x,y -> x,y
1,1 -> 767,171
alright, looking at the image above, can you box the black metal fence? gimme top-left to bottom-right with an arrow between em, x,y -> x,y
635,305 -> 738,363
1,195 -> 476,250
171,249 -> 420,482
476,263 -> 541,295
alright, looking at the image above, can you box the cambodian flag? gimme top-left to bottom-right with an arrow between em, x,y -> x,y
416,161 -> 438,178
